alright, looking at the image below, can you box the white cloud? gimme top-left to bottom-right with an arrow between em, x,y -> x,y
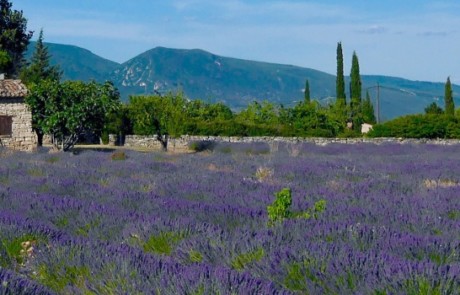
357,25 -> 387,35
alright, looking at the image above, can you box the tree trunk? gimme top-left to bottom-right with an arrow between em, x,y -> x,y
157,134 -> 168,151
36,130 -> 44,147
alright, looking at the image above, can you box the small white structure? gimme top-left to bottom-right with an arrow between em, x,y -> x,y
361,123 -> 373,134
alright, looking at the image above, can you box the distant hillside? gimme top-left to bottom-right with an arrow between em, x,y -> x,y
25,42 -> 120,82
111,47 -> 335,109
24,43 -> 460,120
358,76 -> 460,121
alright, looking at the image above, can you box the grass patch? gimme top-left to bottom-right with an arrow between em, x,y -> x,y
111,150 -> 127,161
231,247 -> 264,271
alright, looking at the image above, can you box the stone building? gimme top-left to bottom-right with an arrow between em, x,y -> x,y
0,77 -> 37,151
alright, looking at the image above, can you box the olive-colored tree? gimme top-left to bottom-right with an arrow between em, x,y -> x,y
26,80 -> 120,151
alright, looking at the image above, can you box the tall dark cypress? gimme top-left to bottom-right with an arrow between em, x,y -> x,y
304,79 -> 311,103
336,42 -> 346,105
350,51 -> 362,113
444,76 -> 455,116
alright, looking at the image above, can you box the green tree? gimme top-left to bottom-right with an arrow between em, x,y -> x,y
20,29 -> 61,85
20,29 -> 61,145
102,103 -> 132,144
362,91 -> 376,124
336,42 -> 346,105
349,51 -> 362,130
0,0 -> 33,77
290,101 -> 337,137
350,51 -> 362,111
425,102 -> 444,115
0,49 -> 11,72
444,76 -> 455,116
234,101 -> 280,136
128,93 -> 188,150
26,80 -> 120,151
304,79 -> 311,103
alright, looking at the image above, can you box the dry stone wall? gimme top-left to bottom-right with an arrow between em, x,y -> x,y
0,98 -> 37,152
119,135 -> 460,152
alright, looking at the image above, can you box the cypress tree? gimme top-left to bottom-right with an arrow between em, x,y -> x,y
362,91 -> 376,124
20,29 -> 61,84
336,42 -> 346,105
444,76 -> 455,116
304,79 -> 311,103
350,51 -> 362,113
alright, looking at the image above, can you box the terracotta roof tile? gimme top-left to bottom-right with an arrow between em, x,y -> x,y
0,79 -> 28,98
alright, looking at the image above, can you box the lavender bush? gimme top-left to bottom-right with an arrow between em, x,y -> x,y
0,143 -> 459,294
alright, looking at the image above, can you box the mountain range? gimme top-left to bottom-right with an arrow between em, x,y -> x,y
26,42 -> 459,121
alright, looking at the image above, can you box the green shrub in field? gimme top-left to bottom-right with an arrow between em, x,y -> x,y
283,255 -> 329,292
267,188 -> 292,224
267,188 -> 327,225
37,264 -> 91,292
0,234 -> 43,269
143,231 -> 184,256
188,249 -> 203,263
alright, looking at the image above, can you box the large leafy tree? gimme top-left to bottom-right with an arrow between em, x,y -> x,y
444,76 -> 455,116
26,80 -> 120,151
0,0 -> 33,77
20,29 -> 61,84
336,42 -> 346,106
128,93 -> 188,151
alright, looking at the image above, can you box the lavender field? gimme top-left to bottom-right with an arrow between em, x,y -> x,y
0,142 -> 459,294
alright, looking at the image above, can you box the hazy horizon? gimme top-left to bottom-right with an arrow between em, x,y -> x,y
14,0 -> 460,84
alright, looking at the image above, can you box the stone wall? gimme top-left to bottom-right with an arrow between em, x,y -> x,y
0,98 -> 37,152
118,134 -> 460,152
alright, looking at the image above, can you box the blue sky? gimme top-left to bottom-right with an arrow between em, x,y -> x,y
12,0 -> 460,83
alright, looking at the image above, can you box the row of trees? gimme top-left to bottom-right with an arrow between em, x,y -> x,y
334,42 -> 376,129
370,77 -> 457,139
105,94 -> 349,150
2,0 -> 457,152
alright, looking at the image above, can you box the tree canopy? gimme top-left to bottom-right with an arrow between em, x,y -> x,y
26,80 -> 120,151
128,93 -> 188,150
0,0 -> 33,77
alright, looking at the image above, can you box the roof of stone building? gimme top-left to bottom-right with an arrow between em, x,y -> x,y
0,79 -> 28,98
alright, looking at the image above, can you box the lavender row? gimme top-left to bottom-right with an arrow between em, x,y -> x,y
0,143 -> 459,294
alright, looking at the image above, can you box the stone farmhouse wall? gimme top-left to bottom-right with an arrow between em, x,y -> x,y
116,135 -> 460,152
0,97 -> 37,152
